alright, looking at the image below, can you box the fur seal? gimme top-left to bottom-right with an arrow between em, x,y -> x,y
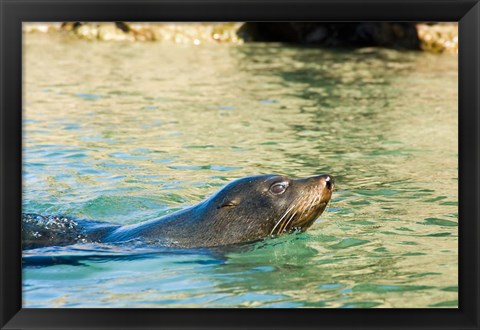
22,174 -> 334,250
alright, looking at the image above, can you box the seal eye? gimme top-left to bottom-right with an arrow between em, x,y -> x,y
217,198 -> 239,209
270,182 -> 288,195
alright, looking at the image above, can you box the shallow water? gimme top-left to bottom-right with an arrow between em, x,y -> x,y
23,32 -> 458,308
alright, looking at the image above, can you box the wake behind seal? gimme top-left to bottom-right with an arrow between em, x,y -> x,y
22,174 -> 335,249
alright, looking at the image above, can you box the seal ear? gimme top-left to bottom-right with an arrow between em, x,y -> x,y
217,198 -> 240,209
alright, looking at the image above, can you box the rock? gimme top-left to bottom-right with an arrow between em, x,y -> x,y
238,22 -> 420,49
417,23 -> 458,53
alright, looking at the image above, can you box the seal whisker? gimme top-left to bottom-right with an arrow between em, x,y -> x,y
308,189 -> 319,210
277,211 -> 295,235
294,189 -> 324,230
309,193 -> 321,218
279,211 -> 297,234
294,192 -> 317,230
309,193 -> 320,213
297,191 -> 315,222
270,193 -> 303,235
270,203 -> 296,236
280,195 -> 311,234
276,197 -> 304,235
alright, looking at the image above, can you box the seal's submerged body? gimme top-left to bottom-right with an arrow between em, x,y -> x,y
22,174 -> 334,250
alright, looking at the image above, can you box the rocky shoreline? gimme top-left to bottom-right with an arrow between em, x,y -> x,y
24,22 -> 457,53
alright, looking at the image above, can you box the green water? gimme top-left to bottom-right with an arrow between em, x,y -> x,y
22,32 -> 458,308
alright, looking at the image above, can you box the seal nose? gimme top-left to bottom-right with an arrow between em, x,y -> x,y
320,174 -> 334,191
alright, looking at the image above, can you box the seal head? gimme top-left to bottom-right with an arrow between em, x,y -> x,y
207,174 -> 334,242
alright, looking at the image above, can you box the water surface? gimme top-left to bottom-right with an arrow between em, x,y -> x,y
23,33 -> 458,308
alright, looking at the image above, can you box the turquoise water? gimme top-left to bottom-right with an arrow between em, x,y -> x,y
23,32 -> 458,308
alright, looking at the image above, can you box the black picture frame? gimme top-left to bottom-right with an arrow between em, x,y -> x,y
1,0 -> 479,329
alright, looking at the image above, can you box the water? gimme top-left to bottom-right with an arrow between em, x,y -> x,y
22,32 -> 458,308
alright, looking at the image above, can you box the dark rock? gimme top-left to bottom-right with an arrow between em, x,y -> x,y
239,22 -> 420,49
115,22 -> 131,33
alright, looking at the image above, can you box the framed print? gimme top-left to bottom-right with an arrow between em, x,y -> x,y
1,0 -> 479,329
